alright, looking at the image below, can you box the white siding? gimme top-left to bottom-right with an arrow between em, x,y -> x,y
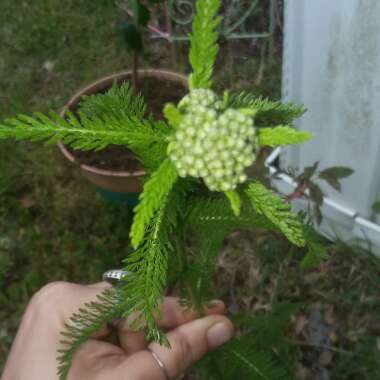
279,0 -> 380,255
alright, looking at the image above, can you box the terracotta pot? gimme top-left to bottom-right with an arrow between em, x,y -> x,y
58,69 -> 188,200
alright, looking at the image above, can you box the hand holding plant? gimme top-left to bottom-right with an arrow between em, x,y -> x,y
2,282 -> 232,380
0,0 -> 315,378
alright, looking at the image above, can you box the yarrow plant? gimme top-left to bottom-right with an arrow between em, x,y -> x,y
0,0 -> 315,378
168,89 -> 257,192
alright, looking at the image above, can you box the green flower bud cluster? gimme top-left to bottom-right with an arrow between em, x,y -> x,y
168,89 -> 258,192
178,88 -> 222,111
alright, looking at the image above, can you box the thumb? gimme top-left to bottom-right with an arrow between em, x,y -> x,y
115,315 -> 234,380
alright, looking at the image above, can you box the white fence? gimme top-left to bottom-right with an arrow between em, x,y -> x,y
270,0 -> 380,256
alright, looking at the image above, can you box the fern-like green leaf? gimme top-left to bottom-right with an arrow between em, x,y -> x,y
78,81 -> 172,170
121,184 -> 186,343
184,196 -> 280,306
57,289 -> 123,380
0,110 -> 166,151
58,181 -> 188,378
188,196 -> 277,233
0,81 -> 172,172
301,225 -> 328,268
189,0 -> 222,90
301,242 -> 328,268
224,190 -> 242,216
245,182 -> 306,247
164,103 -> 184,128
79,81 -> 147,121
259,126 -> 312,147
228,92 -> 306,126
0,109 -> 170,171
122,215 -> 170,344
130,159 -> 178,248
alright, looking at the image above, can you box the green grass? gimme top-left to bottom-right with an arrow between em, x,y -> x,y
1,0 -> 379,377
0,0 -> 134,118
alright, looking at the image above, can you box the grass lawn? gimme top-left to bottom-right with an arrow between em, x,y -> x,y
0,1 -> 379,378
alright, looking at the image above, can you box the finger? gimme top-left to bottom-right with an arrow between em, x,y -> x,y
157,297 -> 226,328
118,297 -> 226,333
118,298 -> 226,354
3,282 -> 113,379
118,331 -> 147,354
113,315 -> 234,380
148,315 -> 234,379
28,281 -> 112,336
69,340 -> 124,380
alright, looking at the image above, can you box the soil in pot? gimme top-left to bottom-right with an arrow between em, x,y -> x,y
67,76 -> 187,171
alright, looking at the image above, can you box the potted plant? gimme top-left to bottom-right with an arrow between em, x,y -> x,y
0,0 -> 315,378
58,0 -> 186,205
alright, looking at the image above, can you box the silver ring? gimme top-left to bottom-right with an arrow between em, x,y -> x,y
102,269 -> 131,285
148,349 -> 170,380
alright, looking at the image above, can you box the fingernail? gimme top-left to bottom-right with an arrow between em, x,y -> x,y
207,322 -> 233,349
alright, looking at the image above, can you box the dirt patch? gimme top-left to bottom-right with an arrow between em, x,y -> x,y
71,146 -> 141,172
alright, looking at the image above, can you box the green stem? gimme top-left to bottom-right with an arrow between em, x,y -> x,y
176,226 -> 203,314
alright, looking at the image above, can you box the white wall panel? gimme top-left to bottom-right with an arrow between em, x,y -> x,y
279,0 -> 380,255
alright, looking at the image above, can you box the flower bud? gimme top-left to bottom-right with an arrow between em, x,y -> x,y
168,90 -> 258,191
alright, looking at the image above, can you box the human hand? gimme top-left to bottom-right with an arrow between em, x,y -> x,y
2,282 -> 234,380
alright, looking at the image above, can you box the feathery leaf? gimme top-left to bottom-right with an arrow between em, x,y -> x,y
79,81 -> 147,120
164,103 -> 184,128
184,196 -> 280,306
245,182 -> 306,247
301,225 -> 328,268
0,81 -> 172,172
130,159 -> 178,248
259,126 -> 312,147
188,196 -> 278,233
228,92 -> 306,126
0,110 -> 166,151
57,289 -> 123,380
189,0 -> 222,90
121,183 -> 186,343
225,190 -> 242,216
0,109 -> 170,172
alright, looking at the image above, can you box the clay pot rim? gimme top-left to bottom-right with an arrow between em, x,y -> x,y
58,69 -> 188,178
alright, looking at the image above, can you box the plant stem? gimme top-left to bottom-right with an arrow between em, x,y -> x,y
164,1 -> 176,68
285,180 -> 307,201
176,227 -> 204,315
132,51 -> 139,92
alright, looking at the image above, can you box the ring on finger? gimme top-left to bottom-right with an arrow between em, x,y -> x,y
148,349 -> 170,380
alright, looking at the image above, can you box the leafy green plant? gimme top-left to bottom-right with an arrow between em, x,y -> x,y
0,0 -> 317,378
279,163 -> 354,225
